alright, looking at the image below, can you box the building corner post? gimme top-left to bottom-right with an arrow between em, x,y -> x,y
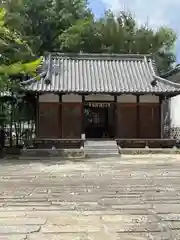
35,93 -> 39,138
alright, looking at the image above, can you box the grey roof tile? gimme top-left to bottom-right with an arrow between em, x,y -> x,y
26,53 -> 180,94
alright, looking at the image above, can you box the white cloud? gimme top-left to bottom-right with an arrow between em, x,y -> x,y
101,0 -> 180,29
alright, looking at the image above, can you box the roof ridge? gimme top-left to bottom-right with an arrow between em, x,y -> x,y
161,64 -> 180,78
50,52 -> 153,60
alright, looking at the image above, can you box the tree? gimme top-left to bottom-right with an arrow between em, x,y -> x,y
0,7 -> 42,90
3,0 -> 92,55
58,11 -> 177,73
0,6 -> 42,147
0,0 -> 93,147
3,1 -> 176,74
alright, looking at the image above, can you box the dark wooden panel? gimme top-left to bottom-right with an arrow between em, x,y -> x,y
33,139 -> 83,149
116,139 -> 176,148
139,103 -> 160,138
62,103 -> 82,139
116,104 -> 137,138
38,103 -> 61,138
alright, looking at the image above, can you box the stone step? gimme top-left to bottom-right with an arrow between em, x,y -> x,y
84,149 -> 118,153
84,140 -> 119,157
84,147 -> 118,151
84,141 -> 117,147
85,154 -> 119,157
85,153 -> 119,158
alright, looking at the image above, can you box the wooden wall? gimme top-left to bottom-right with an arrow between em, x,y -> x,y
37,94 -> 83,139
37,93 -> 162,139
38,102 -> 61,138
116,104 -> 137,138
116,103 -> 161,138
139,103 -> 160,138
62,103 -> 82,138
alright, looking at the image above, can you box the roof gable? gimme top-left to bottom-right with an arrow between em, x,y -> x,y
161,64 -> 180,78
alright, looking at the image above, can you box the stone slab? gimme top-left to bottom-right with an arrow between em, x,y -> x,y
0,218 -> 46,225
41,223 -> 102,233
159,214 -> 180,221
0,235 -> 27,240
5,202 -> 51,207
150,231 -> 179,240
154,204 -> 180,213
116,233 -> 150,240
111,204 -> 152,210
101,214 -> 157,223
27,233 -> 87,240
27,233 -> 148,240
163,222 -> 180,230
105,223 -> 162,233
0,212 -> 26,218
25,209 -> 150,217
0,226 -> 40,234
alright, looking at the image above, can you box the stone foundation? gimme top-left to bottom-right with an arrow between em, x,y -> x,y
119,148 -> 180,155
116,139 -> 177,148
20,149 -> 85,159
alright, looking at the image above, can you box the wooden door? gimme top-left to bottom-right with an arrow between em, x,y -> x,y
116,104 -> 137,138
62,103 -> 82,138
139,103 -> 160,138
38,103 -> 61,138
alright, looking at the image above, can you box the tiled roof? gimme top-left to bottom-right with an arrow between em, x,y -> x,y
26,53 -> 180,94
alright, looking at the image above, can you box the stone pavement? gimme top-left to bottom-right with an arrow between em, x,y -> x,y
0,155 -> 180,239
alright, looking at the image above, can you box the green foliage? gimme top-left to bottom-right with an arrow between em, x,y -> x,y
0,7 -> 42,90
63,11 -> 176,73
4,0 -> 92,54
0,57 -> 42,76
3,2 -> 177,74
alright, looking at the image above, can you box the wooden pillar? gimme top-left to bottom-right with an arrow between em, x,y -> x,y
35,93 -> 39,137
136,95 -> 140,138
159,95 -> 163,138
61,95 -> 82,139
114,95 -> 117,138
38,93 -> 61,138
82,95 -> 85,135
59,94 -> 62,138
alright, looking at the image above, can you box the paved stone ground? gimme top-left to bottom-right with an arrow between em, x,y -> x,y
0,155 -> 180,239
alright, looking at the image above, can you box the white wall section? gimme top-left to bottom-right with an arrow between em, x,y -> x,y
117,95 -> 136,103
85,95 -> 114,101
139,95 -> 159,103
39,93 -> 59,102
62,94 -> 82,102
170,95 -> 180,127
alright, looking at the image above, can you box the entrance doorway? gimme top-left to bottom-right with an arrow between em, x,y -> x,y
84,102 -> 115,139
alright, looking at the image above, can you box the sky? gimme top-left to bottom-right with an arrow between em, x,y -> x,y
88,0 -> 180,63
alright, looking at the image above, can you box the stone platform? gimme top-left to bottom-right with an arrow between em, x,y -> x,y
18,148 -> 180,160
20,148 -> 85,160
